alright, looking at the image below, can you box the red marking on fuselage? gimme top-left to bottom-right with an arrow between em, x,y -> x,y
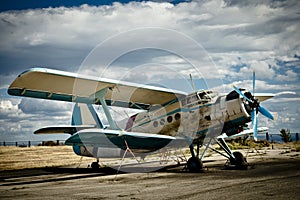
125,114 -> 138,131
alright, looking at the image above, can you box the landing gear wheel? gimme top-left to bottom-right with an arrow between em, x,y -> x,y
187,157 -> 203,173
91,161 -> 100,169
229,151 -> 248,170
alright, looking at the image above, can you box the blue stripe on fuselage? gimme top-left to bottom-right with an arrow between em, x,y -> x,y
134,102 -> 214,127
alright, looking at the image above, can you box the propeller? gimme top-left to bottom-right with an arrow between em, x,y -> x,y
232,71 -> 274,141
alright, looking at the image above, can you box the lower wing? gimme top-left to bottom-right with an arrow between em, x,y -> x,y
217,127 -> 269,139
65,128 -> 187,152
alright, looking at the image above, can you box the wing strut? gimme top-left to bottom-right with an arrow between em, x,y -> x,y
93,88 -> 120,130
115,139 -> 143,176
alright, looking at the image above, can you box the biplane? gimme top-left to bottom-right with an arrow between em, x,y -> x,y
8,68 -> 274,172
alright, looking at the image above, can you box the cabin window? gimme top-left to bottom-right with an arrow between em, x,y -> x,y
186,97 -> 191,104
153,121 -> 158,127
167,116 -> 173,123
175,113 -> 181,120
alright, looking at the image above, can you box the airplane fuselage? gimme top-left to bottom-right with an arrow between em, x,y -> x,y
126,90 -> 251,141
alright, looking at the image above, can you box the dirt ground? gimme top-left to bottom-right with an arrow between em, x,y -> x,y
0,143 -> 299,200
0,146 -> 95,171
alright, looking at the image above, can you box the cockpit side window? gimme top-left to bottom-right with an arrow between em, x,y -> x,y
181,93 -> 199,106
197,91 -> 211,100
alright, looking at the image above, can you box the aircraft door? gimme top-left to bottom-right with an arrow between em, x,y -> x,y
220,96 -> 226,110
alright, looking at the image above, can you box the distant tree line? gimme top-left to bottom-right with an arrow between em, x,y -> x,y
1,140 -> 64,147
280,128 -> 292,143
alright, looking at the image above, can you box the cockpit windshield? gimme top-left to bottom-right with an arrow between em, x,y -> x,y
181,90 -> 218,106
197,90 -> 218,100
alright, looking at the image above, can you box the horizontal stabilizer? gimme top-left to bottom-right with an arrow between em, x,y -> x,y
34,125 -> 96,135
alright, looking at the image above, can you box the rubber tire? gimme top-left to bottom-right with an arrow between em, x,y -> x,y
187,157 -> 203,173
230,151 -> 247,169
91,162 -> 100,169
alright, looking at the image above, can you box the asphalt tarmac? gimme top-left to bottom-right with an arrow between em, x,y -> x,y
1,155 -> 299,200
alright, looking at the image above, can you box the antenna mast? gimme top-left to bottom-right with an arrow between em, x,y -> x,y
189,74 -> 195,92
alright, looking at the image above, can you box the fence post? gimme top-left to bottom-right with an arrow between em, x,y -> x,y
296,133 -> 299,142
28,141 -> 31,147
266,132 -> 269,141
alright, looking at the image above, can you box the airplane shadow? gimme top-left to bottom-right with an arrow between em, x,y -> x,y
0,159 -> 230,187
0,163 -> 186,187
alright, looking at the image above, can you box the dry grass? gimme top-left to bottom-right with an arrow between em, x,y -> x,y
1,142 -> 299,171
0,146 -> 95,171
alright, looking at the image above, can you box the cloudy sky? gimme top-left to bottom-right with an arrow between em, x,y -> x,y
0,0 -> 299,142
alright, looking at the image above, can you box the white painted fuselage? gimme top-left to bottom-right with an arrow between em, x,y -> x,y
126,90 -> 251,141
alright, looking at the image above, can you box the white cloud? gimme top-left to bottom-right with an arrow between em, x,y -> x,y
276,70 -> 298,82
213,79 -> 300,94
0,98 -> 72,141
0,1 -> 299,139
238,60 -> 276,80
1,1 -> 299,71
1,4 -> 299,103
18,98 -> 72,116
0,99 -> 21,117
0,73 -> 19,89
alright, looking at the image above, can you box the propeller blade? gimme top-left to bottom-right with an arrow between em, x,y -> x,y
232,85 -> 253,102
252,71 -> 255,96
258,106 -> 274,120
251,109 -> 255,123
251,109 -> 258,141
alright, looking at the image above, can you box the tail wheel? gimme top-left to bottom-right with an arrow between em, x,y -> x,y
187,157 -> 203,173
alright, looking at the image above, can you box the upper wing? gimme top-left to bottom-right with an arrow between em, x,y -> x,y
8,68 -> 187,109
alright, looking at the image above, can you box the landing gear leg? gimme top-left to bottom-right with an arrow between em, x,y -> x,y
216,138 -> 248,169
91,159 -> 100,169
187,143 -> 203,173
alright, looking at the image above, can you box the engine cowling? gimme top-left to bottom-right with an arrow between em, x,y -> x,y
221,90 -> 252,135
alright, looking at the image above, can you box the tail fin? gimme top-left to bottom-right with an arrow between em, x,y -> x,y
71,103 -> 104,128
